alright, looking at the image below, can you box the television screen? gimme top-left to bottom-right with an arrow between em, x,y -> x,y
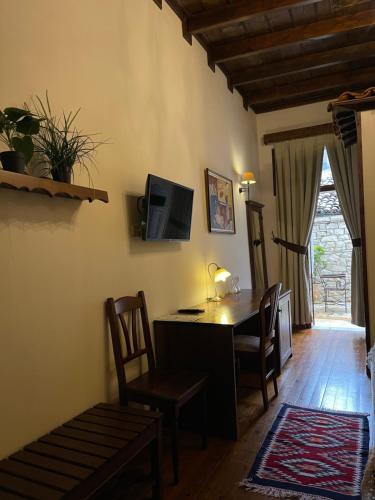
143,174 -> 194,241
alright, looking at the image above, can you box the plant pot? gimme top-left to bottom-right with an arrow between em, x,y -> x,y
0,151 -> 26,173
51,166 -> 72,184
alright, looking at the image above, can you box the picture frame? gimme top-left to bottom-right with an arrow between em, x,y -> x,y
205,168 -> 236,234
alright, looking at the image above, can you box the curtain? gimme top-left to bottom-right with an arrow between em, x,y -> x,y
275,137 -> 325,326
325,137 -> 365,327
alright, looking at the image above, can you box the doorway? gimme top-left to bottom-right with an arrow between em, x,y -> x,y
310,149 -> 364,331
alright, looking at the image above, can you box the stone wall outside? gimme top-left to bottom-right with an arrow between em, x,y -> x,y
311,213 -> 352,306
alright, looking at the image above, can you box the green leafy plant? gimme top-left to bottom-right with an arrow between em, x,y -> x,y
31,93 -> 105,182
0,107 -> 41,163
313,244 -> 326,279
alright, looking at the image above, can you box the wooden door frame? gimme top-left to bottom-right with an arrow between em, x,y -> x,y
246,200 -> 269,290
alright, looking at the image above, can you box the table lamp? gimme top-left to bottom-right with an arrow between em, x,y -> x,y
239,171 -> 256,200
208,262 -> 231,302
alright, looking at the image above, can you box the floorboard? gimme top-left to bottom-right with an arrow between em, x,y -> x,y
121,327 -> 371,499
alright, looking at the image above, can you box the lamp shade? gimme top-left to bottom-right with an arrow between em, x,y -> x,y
241,171 -> 256,185
213,267 -> 231,283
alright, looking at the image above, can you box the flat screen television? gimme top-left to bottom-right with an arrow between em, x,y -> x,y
142,174 -> 194,241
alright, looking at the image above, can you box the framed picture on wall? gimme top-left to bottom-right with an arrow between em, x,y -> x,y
205,168 -> 236,234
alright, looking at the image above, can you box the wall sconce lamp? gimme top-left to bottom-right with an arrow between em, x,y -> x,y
239,171 -> 256,200
208,262 -> 231,302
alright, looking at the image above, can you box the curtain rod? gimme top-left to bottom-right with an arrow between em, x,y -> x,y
263,123 -> 333,145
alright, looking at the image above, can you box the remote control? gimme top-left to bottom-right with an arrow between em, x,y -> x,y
177,308 -> 205,314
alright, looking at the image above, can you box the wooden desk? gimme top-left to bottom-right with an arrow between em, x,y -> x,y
154,289 -> 292,440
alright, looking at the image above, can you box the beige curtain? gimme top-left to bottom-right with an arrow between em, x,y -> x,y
325,137 -> 365,327
275,137 -> 325,326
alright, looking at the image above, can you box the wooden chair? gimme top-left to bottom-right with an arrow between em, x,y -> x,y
234,283 -> 282,411
106,291 -> 208,485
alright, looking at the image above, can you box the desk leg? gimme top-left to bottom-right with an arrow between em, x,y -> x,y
201,386 -> 208,450
151,420 -> 162,500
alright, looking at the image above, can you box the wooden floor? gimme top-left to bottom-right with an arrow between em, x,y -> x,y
124,327 -> 371,499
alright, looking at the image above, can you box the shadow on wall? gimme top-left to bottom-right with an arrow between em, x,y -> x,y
0,189 -> 81,227
102,305 -> 114,402
124,193 -> 182,254
232,169 -> 242,185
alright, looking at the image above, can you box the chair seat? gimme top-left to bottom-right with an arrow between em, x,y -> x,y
234,335 -> 260,353
127,369 -> 208,404
234,333 -> 274,354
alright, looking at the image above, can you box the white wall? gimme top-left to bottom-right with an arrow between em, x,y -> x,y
0,0 -> 259,458
1,0 -> 367,462
361,111 -> 375,346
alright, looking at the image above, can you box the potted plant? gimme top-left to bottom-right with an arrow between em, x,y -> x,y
0,107 -> 41,173
32,94 -> 105,184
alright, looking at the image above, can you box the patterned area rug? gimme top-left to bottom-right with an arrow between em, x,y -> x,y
241,404 -> 369,499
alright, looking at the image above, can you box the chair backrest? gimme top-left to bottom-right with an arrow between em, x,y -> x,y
259,283 -> 282,352
320,273 -> 346,290
106,291 -> 155,404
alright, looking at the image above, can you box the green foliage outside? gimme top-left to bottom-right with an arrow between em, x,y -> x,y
313,244 -> 326,279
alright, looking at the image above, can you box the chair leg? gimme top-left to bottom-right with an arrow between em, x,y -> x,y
273,371 -> 278,397
201,387 -> 208,450
171,409 -> 179,485
151,421 -> 162,500
235,356 -> 240,388
261,380 -> 269,412
273,350 -> 279,397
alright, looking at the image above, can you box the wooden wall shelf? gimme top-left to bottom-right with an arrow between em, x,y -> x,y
0,170 -> 109,203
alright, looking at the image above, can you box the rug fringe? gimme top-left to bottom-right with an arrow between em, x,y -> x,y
282,402 -> 370,417
239,479 -> 330,499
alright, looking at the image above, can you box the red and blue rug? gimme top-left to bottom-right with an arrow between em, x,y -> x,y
241,404 -> 369,499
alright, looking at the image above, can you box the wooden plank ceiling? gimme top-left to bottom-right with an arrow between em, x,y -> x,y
153,0 -> 375,113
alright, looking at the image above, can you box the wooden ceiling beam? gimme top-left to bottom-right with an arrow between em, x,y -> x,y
187,0 -> 318,34
253,95 -> 331,113
246,66 -> 375,105
263,123 -> 333,144
211,9 -> 375,62
231,40 -> 375,87
251,82 -> 375,113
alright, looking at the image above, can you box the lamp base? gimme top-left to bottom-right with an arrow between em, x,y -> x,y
208,295 -> 223,302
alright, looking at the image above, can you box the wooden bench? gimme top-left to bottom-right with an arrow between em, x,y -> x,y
0,403 -> 162,499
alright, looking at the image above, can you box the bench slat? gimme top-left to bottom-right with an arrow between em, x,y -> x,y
53,426 -> 128,449
0,471 -> 64,500
0,459 -> 79,492
0,404 -> 162,500
0,489 -> 23,499
95,403 -> 159,421
92,406 -> 152,425
25,442 -> 104,469
76,413 -> 144,433
10,450 -> 92,480
85,409 -> 147,431
40,435 -> 117,459
64,419 -> 137,441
